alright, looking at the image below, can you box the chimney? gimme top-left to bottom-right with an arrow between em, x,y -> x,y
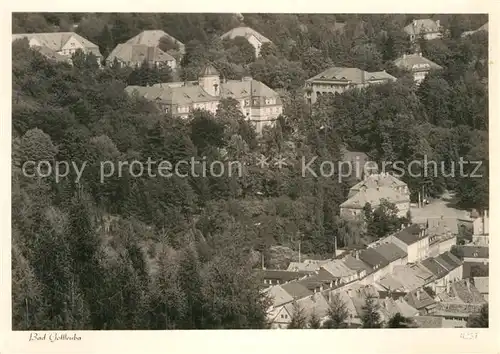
419,52 -> 422,57
413,19 -> 417,27
416,289 -> 421,301
466,279 -> 470,291
403,53 -> 407,59
446,281 -> 451,294
347,289 -> 353,297
436,20 -> 440,28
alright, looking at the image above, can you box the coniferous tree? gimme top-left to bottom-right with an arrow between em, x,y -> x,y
361,295 -> 382,328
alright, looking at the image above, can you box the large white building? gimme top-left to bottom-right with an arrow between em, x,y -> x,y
12,32 -> 102,65
304,67 -> 396,104
340,173 -> 410,219
220,26 -> 272,58
393,53 -> 442,84
126,65 -> 282,134
403,19 -> 442,41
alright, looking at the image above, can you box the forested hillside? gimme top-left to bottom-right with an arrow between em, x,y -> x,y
12,13 -> 488,330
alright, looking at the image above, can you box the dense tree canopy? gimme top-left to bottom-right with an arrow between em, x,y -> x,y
12,13 -> 488,329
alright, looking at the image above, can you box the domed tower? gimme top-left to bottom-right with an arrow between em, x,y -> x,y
198,64 -> 220,97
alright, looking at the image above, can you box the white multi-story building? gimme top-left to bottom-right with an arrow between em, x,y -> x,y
126,65 -> 283,134
304,67 -> 396,104
393,53 -> 442,84
220,26 -> 272,58
12,32 -> 102,65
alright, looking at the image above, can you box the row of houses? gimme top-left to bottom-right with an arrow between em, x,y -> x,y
260,212 -> 489,328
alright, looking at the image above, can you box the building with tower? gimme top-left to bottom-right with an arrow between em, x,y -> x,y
125,64 -> 283,134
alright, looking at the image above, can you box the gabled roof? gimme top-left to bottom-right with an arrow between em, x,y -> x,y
421,258 -> 448,278
220,26 -> 271,44
436,251 -> 462,269
106,43 -> 174,64
393,224 -> 426,245
34,45 -> 69,63
264,285 -> 294,307
222,79 -> 280,100
342,255 -> 373,274
393,54 -> 443,71
281,282 -> 314,299
392,264 -> 434,291
377,274 -> 405,292
125,85 -> 219,105
359,248 -> 390,269
321,260 -> 357,278
200,65 -> 219,76
403,19 -> 441,36
404,288 -> 436,310
350,173 -> 407,193
372,242 -> 407,263
284,293 -> 330,320
12,32 -> 102,58
307,67 -> 396,84
257,269 -> 311,283
126,30 -> 185,52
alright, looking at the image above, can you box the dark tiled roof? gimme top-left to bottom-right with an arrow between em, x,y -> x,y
359,248 -> 390,269
459,246 -> 489,259
437,252 -> 462,269
342,255 -> 373,273
404,289 -> 436,310
257,269 -> 311,282
297,275 -> 327,291
373,243 -> 407,262
316,268 -> 339,282
281,282 -> 314,299
394,224 -> 426,245
421,258 -> 448,278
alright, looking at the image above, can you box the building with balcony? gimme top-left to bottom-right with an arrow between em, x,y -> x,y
304,67 -> 396,104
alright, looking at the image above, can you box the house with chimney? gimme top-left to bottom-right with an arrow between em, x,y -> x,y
220,26 -> 272,58
12,32 -> 102,65
403,18 -> 443,41
106,43 -> 177,69
388,224 -> 430,263
125,65 -> 283,134
393,53 -> 443,84
304,67 -> 397,104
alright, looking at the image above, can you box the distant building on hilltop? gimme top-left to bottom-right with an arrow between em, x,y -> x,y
125,65 -> 283,134
12,32 -> 102,65
220,26 -> 272,58
126,30 -> 185,54
106,43 -> 177,69
393,53 -> 442,84
403,18 -> 443,41
304,67 -> 396,104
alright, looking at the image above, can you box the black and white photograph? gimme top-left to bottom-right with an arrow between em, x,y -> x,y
9,10 -> 491,336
